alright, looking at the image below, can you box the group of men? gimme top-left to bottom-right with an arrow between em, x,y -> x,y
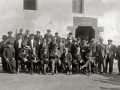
0,29 -> 120,76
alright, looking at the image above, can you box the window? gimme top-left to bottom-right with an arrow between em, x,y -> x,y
24,0 -> 37,10
72,0 -> 84,13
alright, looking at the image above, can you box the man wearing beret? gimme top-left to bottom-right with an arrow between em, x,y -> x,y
106,39 -> 116,74
34,31 -> 42,42
7,31 -> 15,47
0,35 -> 8,72
44,30 -> 53,42
3,42 -> 16,74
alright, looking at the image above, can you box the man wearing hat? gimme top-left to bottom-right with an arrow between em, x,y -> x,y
3,42 -> 16,74
0,35 -> 8,72
54,32 -> 60,43
7,31 -> 15,47
44,30 -> 53,42
106,39 -> 116,74
34,31 -> 42,42
96,38 -> 107,74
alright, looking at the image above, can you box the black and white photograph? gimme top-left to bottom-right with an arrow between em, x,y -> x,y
0,0 -> 120,90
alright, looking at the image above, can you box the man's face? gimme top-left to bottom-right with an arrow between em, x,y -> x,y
26,31 -> 30,34
55,33 -> 58,36
9,33 -> 12,36
31,36 -> 34,39
108,41 -> 112,45
47,31 -> 50,34
99,39 -> 103,44
37,32 -> 40,35
20,30 -> 23,33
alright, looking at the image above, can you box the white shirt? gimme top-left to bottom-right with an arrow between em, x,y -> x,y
31,39 -> 34,47
18,39 -> 22,48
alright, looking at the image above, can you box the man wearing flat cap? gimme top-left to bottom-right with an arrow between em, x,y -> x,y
7,31 -> 15,47
34,31 -> 42,42
0,35 -> 8,72
54,32 -> 60,43
44,30 -> 53,42
106,39 -> 116,74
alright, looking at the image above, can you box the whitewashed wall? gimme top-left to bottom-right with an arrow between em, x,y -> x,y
0,0 -> 120,45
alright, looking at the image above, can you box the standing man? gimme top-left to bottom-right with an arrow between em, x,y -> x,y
7,31 -> 15,47
24,30 -> 31,40
15,29 -> 24,40
27,34 -> 38,51
34,31 -> 42,42
44,30 -> 53,42
0,35 -> 8,72
97,38 -> 107,74
106,39 -> 116,74
116,45 -> 120,75
67,32 -> 74,43
54,32 -> 60,43
14,34 -> 23,72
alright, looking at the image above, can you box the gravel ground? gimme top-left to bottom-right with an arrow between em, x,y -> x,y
0,63 -> 119,90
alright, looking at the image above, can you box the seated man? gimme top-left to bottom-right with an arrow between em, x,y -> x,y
39,47 -> 49,75
82,46 -> 96,76
3,42 -> 16,74
18,45 -> 31,73
61,47 -> 72,75
72,47 -> 83,73
50,44 -> 61,75
28,48 -> 39,75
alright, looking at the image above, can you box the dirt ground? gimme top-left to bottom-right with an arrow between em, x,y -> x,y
0,63 -> 120,90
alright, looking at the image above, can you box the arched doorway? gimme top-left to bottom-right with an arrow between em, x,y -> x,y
75,26 -> 95,41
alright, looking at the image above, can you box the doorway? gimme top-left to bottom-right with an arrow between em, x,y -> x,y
75,26 -> 95,41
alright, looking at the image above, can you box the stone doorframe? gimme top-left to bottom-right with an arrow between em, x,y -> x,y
67,17 -> 104,41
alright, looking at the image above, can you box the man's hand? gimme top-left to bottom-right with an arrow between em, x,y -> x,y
23,58 -> 27,62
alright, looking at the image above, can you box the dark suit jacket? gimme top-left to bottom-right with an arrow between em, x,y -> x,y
58,43 -> 65,56
0,41 -> 7,57
44,34 -> 53,41
71,43 -> 79,55
115,45 -> 120,60
27,39 -> 38,50
106,44 -> 116,59
97,43 -> 107,58
34,35 -> 42,42
72,53 -> 82,62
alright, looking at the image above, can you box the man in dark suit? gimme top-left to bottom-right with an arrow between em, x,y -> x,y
3,42 -> 16,74
44,30 -> 53,42
27,34 -> 38,51
34,31 -> 42,42
116,45 -> 120,75
71,38 -> 79,57
106,39 -> 116,74
14,34 -> 23,72
0,35 -> 8,72
61,47 -> 72,75
97,38 -> 107,74
15,29 -> 24,40
24,30 -> 31,40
